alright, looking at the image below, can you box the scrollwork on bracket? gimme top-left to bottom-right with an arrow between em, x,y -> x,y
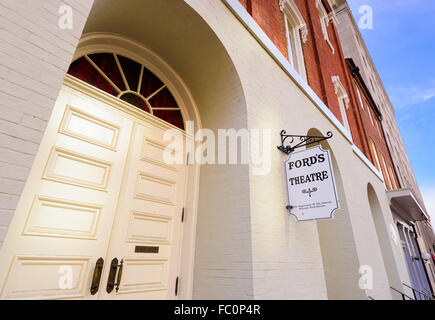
277,130 -> 333,155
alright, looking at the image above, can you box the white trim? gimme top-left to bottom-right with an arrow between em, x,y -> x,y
352,145 -> 384,182
387,189 -> 428,219
315,0 -> 335,54
368,106 -> 375,126
381,154 -> 392,189
222,0 -> 387,183
328,11 -> 339,27
337,96 -> 350,133
70,32 -> 201,299
327,0 -> 338,8
369,139 -> 383,178
396,218 -> 413,232
375,119 -> 382,137
279,0 -> 308,43
64,76 -> 180,134
281,0 -> 308,81
222,0 -> 353,144
332,76 -> 351,133
284,17 -> 296,67
222,0 -> 396,182
356,85 -> 365,111
326,38 -> 335,54
332,76 -> 350,108
316,0 -> 329,34
73,32 -> 202,132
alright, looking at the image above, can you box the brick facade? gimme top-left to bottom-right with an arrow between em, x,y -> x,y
335,1 -> 427,208
347,61 -> 399,190
0,0 -> 414,299
239,0 -> 398,176
249,0 -> 289,60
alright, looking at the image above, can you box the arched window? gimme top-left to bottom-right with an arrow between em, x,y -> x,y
68,53 -> 185,130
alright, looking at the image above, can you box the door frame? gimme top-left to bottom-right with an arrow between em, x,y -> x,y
1,32 -> 201,299
71,33 -> 202,298
72,33 -> 202,298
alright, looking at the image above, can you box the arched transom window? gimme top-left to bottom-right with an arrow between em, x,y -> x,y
68,53 -> 185,130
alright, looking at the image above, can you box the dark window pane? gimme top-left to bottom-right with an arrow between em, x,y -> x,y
120,93 -> 150,113
149,87 -> 179,108
153,110 -> 184,130
68,55 -> 185,131
67,57 -> 118,96
88,53 -> 126,91
140,67 -> 164,98
117,55 -> 141,91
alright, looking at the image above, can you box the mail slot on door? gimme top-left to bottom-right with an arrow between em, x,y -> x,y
135,246 -> 159,253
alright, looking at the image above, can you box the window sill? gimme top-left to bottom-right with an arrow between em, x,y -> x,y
222,0 -> 385,181
222,0 -> 352,141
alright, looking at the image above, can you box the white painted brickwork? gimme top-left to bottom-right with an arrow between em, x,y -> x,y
0,0 -> 410,299
188,0 -> 329,299
0,0 -> 94,247
190,0 -> 400,299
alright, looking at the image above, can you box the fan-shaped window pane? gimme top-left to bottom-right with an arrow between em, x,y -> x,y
68,57 -> 118,96
149,87 -> 179,108
118,55 -> 141,91
67,54 -> 185,130
140,67 -> 164,98
120,93 -> 150,113
88,53 -> 126,91
153,110 -> 184,130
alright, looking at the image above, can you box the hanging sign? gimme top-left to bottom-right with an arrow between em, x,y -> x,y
285,145 -> 339,221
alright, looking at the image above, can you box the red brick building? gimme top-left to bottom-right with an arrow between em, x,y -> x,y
346,58 -> 399,190
1,0 -> 430,300
239,0 -> 398,190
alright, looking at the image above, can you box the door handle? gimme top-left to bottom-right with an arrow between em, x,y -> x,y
115,259 -> 124,292
106,258 -> 124,293
90,257 -> 104,295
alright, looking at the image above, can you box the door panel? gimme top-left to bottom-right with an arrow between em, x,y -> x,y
0,85 -> 187,300
0,87 -> 133,299
99,122 -> 187,300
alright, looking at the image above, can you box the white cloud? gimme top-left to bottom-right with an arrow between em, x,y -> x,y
423,93 -> 435,102
388,84 -> 435,109
421,187 -> 435,223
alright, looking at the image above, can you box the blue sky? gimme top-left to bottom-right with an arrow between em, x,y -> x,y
347,0 -> 435,222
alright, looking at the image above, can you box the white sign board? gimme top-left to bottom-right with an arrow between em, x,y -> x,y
285,146 -> 339,221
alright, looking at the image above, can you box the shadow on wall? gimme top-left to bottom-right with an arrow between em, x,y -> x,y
307,128 -> 366,300
367,183 -> 403,299
83,0 -> 251,298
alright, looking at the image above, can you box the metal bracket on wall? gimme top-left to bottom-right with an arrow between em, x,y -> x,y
277,130 -> 333,155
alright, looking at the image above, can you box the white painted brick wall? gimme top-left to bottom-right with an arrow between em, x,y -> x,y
0,0 -> 405,299
190,0 -> 396,299
188,0 -> 330,299
0,0 -> 94,248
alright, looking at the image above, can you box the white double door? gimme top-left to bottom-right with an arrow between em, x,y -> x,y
0,85 -> 187,299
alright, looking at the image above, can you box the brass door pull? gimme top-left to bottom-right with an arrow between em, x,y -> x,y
106,258 -> 124,293
115,259 -> 123,292
90,257 -> 104,295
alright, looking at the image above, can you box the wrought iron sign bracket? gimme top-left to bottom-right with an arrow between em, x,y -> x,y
277,130 -> 333,155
